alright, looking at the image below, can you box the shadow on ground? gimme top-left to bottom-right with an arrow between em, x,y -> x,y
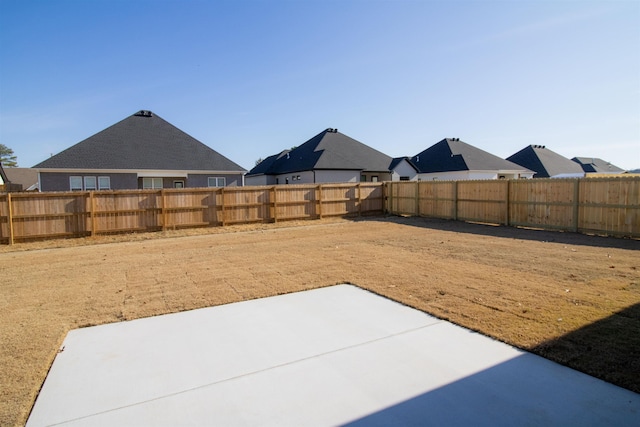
358,215 -> 640,251
343,351 -> 639,427
342,300 -> 640,426
529,302 -> 640,394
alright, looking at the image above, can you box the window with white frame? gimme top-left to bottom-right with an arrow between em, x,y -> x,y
208,177 -> 226,187
143,177 -> 163,189
98,176 -> 111,190
70,176 -> 83,191
84,176 -> 97,190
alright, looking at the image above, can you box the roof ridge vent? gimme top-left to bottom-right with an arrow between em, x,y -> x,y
135,110 -> 153,117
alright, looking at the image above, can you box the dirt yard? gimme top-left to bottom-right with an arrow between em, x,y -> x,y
1,216 -> 639,426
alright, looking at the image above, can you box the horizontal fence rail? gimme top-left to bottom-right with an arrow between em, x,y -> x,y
0,183 -> 384,244
386,177 -> 640,238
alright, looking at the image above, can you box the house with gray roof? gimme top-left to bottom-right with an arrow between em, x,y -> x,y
571,157 -> 625,174
411,138 -> 534,181
245,128 -> 399,185
34,110 -> 246,192
507,145 -> 584,178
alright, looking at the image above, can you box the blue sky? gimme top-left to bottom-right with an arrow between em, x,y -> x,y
1,0 -> 639,171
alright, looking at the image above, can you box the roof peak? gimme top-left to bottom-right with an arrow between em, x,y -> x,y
134,110 -> 153,117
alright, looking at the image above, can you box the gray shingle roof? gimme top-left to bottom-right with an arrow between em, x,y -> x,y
247,128 -> 393,176
571,157 -> 625,174
411,138 -> 531,173
507,145 -> 584,178
34,110 -> 246,172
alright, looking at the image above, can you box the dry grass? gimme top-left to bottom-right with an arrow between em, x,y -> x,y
1,216 -> 639,426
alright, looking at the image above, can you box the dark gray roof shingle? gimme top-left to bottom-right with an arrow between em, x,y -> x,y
507,145 -> 584,178
34,110 -> 246,172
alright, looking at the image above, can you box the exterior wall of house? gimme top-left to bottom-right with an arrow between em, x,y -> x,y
137,176 -> 190,189
39,171 -> 245,191
390,160 -> 418,181
314,170 -> 359,183
274,170 -> 316,185
187,173 -> 243,188
245,175 -> 273,186
361,172 -> 392,182
247,169 -> 395,185
39,172 -> 138,192
417,170 -> 533,181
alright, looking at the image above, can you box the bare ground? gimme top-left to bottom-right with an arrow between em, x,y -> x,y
1,216 -> 639,426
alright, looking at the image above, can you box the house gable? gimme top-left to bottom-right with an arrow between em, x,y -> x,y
389,157 -> 419,181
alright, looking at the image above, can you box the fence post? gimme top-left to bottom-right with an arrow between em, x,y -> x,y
452,181 -> 458,221
161,189 -> 167,231
90,191 -> 96,237
357,183 -> 362,216
317,185 -> 323,219
271,186 -> 278,223
220,187 -> 226,226
415,181 -> 420,216
573,179 -> 580,233
381,182 -> 387,214
7,193 -> 14,245
505,180 -> 511,226
388,182 -> 394,214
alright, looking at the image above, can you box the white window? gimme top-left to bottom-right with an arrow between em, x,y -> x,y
143,177 -> 163,189
371,176 -> 379,182
98,176 -> 111,190
208,177 -> 226,187
70,176 -> 83,191
84,176 -> 97,190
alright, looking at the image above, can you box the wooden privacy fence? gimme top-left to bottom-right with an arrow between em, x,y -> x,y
386,177 -> 640,238
0,183 -> 384,244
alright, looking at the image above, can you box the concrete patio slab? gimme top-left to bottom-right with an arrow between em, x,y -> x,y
27,284 -> 639,426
